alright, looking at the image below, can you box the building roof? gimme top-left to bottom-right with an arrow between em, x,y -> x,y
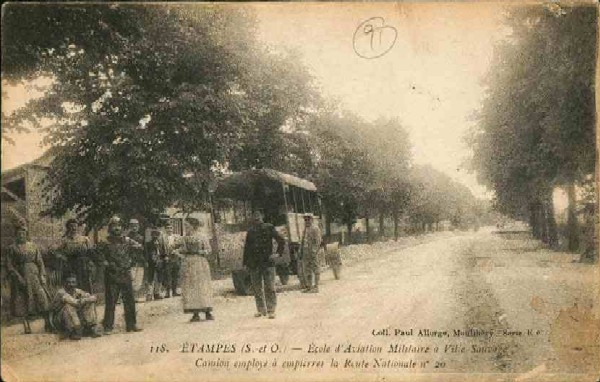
1,150 -> 55,184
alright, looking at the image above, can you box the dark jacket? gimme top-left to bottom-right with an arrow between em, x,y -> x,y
97,236 -> 142,283
243,223 -> 285,269
145,236 -> 168,265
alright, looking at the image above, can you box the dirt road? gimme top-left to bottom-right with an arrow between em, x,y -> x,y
2,230 -> 599,382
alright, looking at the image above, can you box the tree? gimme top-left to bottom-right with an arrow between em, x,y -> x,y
469,4 -> 596,251
2,4 -> 316,228
360,117 -> 411,241
302,110 -> 375,239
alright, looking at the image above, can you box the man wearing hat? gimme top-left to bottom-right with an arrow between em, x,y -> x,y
50,274 -> 101,340
5,224 -> 51,334
242,210 -> 285,319
145,229 -> 168,300
127,219 -> 147,302
97,216 -> 144,333
300,214 -> 322,293
164,222 -> 183,298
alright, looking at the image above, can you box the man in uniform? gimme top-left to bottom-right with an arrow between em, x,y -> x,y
242,211 -> 285,319
300,214 -> 323,293
98,216 -> 143,333
164,223 -> 183,298
50,275 -> 101,340
145,229 -> 168,300
127,219 -> 147,302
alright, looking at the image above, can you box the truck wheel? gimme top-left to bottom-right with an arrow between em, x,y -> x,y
232,270 -> 252,296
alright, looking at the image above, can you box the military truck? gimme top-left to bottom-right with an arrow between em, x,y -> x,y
213,169 -> 324,295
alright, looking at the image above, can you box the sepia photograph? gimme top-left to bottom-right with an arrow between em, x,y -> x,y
1,2 -> 599,381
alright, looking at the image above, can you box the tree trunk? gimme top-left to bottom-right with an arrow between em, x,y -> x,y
93,228 -> 99,245
379,211 -> 385,239
543,192 -> 558,249
393,212 -> 399,241
325,215 -> 332,237
566,183 -> 580,252
365,217 -> 371,244
346,222 -> 353,242
540,200 -> 549,244
529,202 -> 540,239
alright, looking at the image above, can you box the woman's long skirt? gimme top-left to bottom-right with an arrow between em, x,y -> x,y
181,256 -> 213,312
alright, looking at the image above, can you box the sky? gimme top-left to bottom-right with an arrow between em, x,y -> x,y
253,2 -> 511,198
1,2 -> 512,199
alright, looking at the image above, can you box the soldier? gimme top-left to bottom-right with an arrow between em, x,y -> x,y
4,225 -> 51,334
242,211 -> 285,319
300,214 -> 323,293
145,229 -> 168,300
127,219 -> 147,302
50,275 -> 101,340
60,219 -> 95,292
98,216 -> 143,333
164,223 -> 183,298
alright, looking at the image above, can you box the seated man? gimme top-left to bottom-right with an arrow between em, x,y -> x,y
51,275 -> 101,340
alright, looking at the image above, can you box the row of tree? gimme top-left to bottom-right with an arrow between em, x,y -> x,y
469,5 -> 596,256
3,4 -> 485,237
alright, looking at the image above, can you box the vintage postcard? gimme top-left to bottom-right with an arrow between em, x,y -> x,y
1,2 -> 599,382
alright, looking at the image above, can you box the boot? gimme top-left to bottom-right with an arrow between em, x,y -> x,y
44,312 -> 52,333
190,312 -> 201,322
205,310 -> 214,321
70,326 -> 82,340
87,325 -> 102,338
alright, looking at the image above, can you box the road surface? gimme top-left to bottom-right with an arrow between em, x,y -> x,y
2,230 -> 599,382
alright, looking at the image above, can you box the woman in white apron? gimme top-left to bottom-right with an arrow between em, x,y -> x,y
180,218 -> 214,321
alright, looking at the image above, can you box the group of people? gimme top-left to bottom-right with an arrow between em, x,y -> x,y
5,215 -> 215,340
4,209 -> 324,339
242,211 -> 323,319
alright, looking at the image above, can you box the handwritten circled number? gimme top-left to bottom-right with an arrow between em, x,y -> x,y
353,17 -> 398,59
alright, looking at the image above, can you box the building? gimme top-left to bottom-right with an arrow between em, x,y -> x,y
1,151 -> 71,250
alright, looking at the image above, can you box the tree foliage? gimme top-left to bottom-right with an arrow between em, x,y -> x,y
4,4 -> 486,235
469,4 -> 596,250
2,4 -> 316,227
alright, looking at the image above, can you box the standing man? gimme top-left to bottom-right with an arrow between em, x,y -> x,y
242,211 -> 285,319
127,219 -> 146,302
164,223 -> 182,298
145,229 -> 167,300
4,225 -> 51,334
300,214 -> 322,293
50,275 -> 101,340
98,216 -> 143,333
60,219 -> 95,292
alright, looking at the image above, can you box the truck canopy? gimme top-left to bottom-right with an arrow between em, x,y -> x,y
215,169 -> 317,201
